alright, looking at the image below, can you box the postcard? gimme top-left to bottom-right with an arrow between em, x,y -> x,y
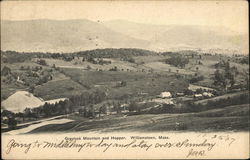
1,0 -> 249,159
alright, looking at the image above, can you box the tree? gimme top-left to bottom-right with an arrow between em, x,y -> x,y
87,105 -> 95,118
99,105 -> 107,114
37,59 -> 47,66
20,66 -> 25,70
1,66 -> 11,76
7,116 -> 17,129
128,101 -> 138,112
15,112 -> 25,122
213,69 -> 225,87
165,56 -> 189,68
196,67 -> 199,72
86,65 -> 91,70
83,107 -> 88,117
24,108 -> 34,118
121,81 -> 127,87
2,110 -> 15,117
229,74 -> 235,87
213,62 -> 238,89
42,102 -> 51,117
29,85 -> 35,93
243,70 -> 249,89
239,56 -> 249,64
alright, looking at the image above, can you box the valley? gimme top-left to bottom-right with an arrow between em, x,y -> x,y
1,48 -> 249,133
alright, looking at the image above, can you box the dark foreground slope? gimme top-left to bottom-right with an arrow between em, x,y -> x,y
29,104 -> 249,133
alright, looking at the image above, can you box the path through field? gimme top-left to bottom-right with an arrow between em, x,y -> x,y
4,118 -> 74,135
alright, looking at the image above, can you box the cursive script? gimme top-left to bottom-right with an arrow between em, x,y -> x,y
5,136 -> 221,158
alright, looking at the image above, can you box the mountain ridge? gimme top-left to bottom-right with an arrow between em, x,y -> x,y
1,19 -> 248,54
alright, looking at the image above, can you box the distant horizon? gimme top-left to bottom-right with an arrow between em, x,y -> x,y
1,1 -> 248,34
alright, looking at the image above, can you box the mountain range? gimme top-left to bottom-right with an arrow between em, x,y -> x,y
1,19 -> 248,54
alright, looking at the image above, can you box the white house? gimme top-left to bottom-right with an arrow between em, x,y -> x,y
194,94 -> 203,99
202,92 -> 214,98
159,92 -> 172,98
176,92 -> 184,97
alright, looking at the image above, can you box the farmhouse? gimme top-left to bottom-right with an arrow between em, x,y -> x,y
159,92 -> 172,98
188,84 -> 215,92
194,94 -> 203,99
202,92 -> 214,98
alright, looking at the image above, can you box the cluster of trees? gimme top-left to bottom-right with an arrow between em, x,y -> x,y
165,55 -> 189,68
1,48 -> 153,65
1,51 -> 32,63
120,56 -> 135,63
78,105 -> 95,118
20,68 -> 53,88
83,57 -> 112,65
75,48 -> 155,59
37,59 -> 47,66
70,90 -> 106,107
215,60 -> 229,68
1,66 -> 11,76
1,65 -> 53,92
109,66 -> 118,71
185,92 -> 249,112
239,56 -> 249,64
128,101 -> 140,112
1,67 -> 18,86
189,74 -> 204,83
20,65 -> 43,71
1,50 -> 74,63
213,61 -> 238,89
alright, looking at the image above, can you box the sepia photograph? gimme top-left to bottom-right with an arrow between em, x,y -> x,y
1,0 -> 249,159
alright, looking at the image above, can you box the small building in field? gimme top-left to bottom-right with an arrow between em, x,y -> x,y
194,94 -> 203,99
176,92 -> 184,97
159,92 -> 172,98
202,92 -> 214,98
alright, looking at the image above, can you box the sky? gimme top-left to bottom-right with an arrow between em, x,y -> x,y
1,0 -> 249,34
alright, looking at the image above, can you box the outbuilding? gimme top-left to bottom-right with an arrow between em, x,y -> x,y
159,92 -> 172,98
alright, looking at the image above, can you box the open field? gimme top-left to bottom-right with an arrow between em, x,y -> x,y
60,69 -> 189,99
43,57 -> 139,71
143,62 -> 195,75
34,79 -> 88,100
27,103 -> 249,133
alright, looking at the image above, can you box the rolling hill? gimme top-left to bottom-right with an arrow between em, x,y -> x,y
104,20 -> 248,53
1,19 -> 149,53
